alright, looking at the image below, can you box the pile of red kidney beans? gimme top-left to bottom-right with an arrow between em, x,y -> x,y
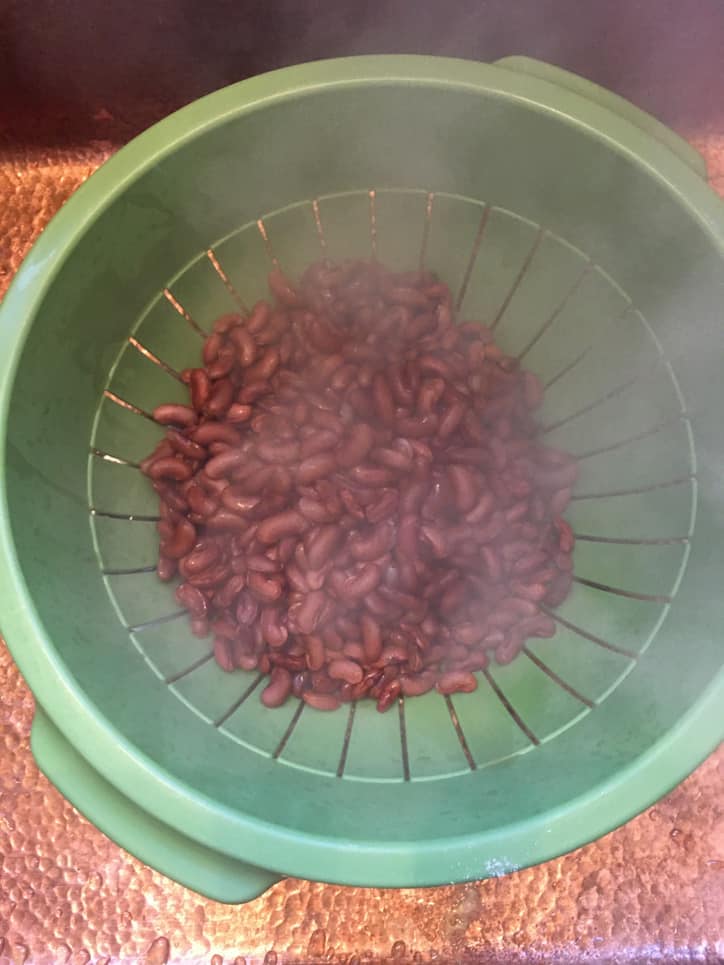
141,259 -> 577,712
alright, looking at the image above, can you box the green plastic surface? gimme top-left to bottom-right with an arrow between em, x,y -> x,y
1,56 -> 724,903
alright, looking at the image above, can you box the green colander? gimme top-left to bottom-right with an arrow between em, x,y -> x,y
1,55 -> 724,904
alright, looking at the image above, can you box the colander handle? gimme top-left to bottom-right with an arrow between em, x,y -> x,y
494,56 -> 707,179
30,709 -> 282,904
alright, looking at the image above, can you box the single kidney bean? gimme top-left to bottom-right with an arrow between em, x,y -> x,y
335,423 -> 375,469
436,670 -> 478,695
202,378 -> 233,418
340,563 -> 382,601
297,453 -> 337,485
215,573 -> 247,608
213,637 -> 235,673
166,428 -> 206,461
300,429 -> 339,460
229,326 -> 257,367
190,423 -> 240,447
302,691 -> 341,712
246,300 -> 271,333
376,679 -> 401,713
245,346 -> 280,384
365,490 -> 398,524
152,403 -> 197,427
188,368 -> 211,411
305,524 -> 343,569
304,634 -> 326,671
147,457 -> 193,482
237,379 -> 271,405
291,590 -> 327,635
261,607 -> 288,648
220,488 -> 260,516
247,571 -> 283,603
261,667 -> 293,708
202,332 -> 223,365
328,658 -> 364,685
157,555 -> 176,581
256,439 -> 300,464
447,464 -> 479,513
257,510 -> 307,544
180,542 -> 220,577
161,517 -> 196,559
176,582 -> 208,617
348,522 -> 395,562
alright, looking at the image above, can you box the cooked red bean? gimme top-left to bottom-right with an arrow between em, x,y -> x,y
245,346 -> 280,383
247,571 -> 283,603
225,403 -> 252,424
376,679 -> 401,713
152,403 -> 197,427
447,464 -> 479,513
304,634 -> 326,671
229,326 -> 257,367
300,429 -> 339,459
202,450 -> 245,482
220,488 -> 260,516
254,439 -> 298,465
260,667 -> 292,707
237,380 -> 271,405
161,517 -> 196,559
142,257 -> 577,712
157,555 -> 176,581
328,658 -> 364,684
401,672 -> 435,697
206,348 -> 236,380
340,563 -> 382,601
247,300 -> 271,334
202,333 -> 222,365
365,490 -> 399,524
213,637 -> 235,673
146,457 -> 192,482
336,423 -> 374,469
293,453 -> 334,485
188,368 -> 211,411
299,691 -> 339,711
256,510 -> 307,544
305,524 -> 343,569
166,428 -> 206,461
436,670 -> 478,695
175,581 -> 208,616
348,522 -> 395,562
180,543 -> 219,576
260,607 -> 288,648
191,423 -> 240,447
291,590 -> 327,635
215,573 -> 247,608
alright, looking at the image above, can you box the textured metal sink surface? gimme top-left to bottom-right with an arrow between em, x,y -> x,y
0,133 -> 723,965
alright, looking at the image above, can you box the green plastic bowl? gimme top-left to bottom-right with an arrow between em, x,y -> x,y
1,56 -> 724,904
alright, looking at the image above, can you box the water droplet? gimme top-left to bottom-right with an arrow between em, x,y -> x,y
391,941 -> 407,960
210,956 -> 223,965
263,953 -> 277,965
307,929 -> 326,958
12,944 -> 29,965
144,937 -> 171,965
670,827 -> 682,839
